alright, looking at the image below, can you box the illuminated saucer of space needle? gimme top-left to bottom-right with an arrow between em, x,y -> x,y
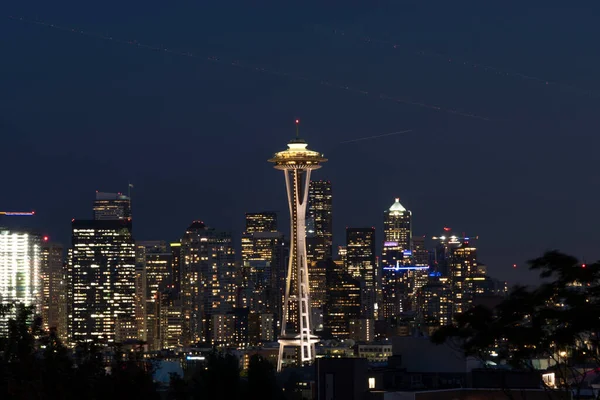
268,119 -> 327,169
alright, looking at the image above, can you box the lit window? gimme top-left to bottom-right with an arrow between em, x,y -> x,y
368,377 -> 375,389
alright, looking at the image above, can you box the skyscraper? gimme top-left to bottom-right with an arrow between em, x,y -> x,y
240,212 -> 286,327
268,123 -> 326,371
0,229 -> 42,335
324,259 -> 361,340
306,180 -> 333,263
450,242 -> 478,314
68,219 -> 136,344
180,221 -> 236,345
41,240 -> 65,335
245,212 -> 278,233
93,192 -> 132,221
381,198 -> 412,268
346,228 -> 376,319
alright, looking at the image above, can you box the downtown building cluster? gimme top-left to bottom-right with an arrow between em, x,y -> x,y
0,187 -> 505,354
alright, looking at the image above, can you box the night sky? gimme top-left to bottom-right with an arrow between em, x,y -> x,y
2,1 -> 600,286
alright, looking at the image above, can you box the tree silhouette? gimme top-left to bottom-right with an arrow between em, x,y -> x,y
432,251 -> 600,400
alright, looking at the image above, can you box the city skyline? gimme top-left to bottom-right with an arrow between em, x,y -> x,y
5,2 -> 598,290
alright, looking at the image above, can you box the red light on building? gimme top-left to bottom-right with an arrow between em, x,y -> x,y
43,236 -> 49,242
513,264 -> 517,268
295,119 -> 299,124
582,264 -> 586,268
443,227 -> 451,232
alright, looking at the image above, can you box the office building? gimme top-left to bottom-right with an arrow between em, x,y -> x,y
417,277 -> 453,327
180,221 -> 236,345
306,180 -> 333,263
40,240 -> 65,335
346,228 -> 376,319
450,243 -> 478,314
157,288 -> 183,350
381,198 -> 412,269
170,242 -> 182,294
93,191 -> 131,221
268,125 -> 326,370
324,260 -> 361,340
0,229 -> 42,335
68,219 -> 136,344
136,240 -> 172,348
245,212 -> 277,233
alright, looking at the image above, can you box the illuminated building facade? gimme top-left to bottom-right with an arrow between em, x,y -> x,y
240,212 -> 287,329
68,219 -> 136,344
306,181 -> 331,316
381,198 -> 412,269
268,126 -> 326,371
170,242 -> 181,294
41,241 -> 65,335
157,288 -> 183,350
324,259 -> 361,340
137,241 -> 172,348
93,192 -> 131,221
346,227 -> 376,319
0,229 -> 42,335
306,180 -> 333,262
180,221 -> 236,345
450,243 -> 478,314
245,212 -> 277,233
417,277 -> 453,327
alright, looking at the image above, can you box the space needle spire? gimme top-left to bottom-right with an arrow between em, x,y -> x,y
268,119 -> 327,371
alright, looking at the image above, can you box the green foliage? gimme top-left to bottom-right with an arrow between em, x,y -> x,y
0,304 -> 158,400
432,251 -> 600,396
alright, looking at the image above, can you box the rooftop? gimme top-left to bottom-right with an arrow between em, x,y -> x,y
389,198 -> 407,213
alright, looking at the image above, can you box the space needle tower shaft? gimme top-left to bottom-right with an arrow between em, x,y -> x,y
268,120 -> 327,371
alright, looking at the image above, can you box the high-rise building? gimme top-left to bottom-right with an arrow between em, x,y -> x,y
324,259 -> 361,340
306,180 -> 333,262
450,242 -> 478,314
68,219 -> 136,344
157,288 -> 183,350
245,212 -> 278,233
41,240 -> 65,335
0,229 -> 42,335
268,125 -> 326,371
93,192 -> 132,221
346,228 -> 376,319
417,277 -> 453,327
306,181 -> 332,315
170,242 -> 182,294
381,198 -> 412,269
240,213 -> 287,324
138,241 -> 172,348
180,221 -> 236,345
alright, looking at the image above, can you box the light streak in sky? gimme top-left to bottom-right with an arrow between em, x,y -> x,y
340,129 -> 413,144
7,16 -> 491,121
318,26 -> 599,98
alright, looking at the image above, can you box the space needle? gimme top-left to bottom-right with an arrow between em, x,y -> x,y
268,120 -> 327,371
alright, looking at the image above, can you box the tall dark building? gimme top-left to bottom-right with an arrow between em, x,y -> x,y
170,242 -> 182,294
346,228 -> 376,319
40,241 -> 65,337
306,180 -> 333,263
93,192 -> 132,221
67,219 -> 136,344
324,259 -> 361,340
137,240 -> 172,349
240,212 -> 287,329
245,212 -> 277,233
180,221 -> 236,345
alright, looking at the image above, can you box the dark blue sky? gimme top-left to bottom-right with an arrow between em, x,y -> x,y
2,1 -> 600,286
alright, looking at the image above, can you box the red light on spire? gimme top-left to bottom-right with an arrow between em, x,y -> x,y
513,264 -> 517,268
43,236 -> 49,242
443,227 -> 451,232
582,264 -> 587,268
295,119 -> 299,124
